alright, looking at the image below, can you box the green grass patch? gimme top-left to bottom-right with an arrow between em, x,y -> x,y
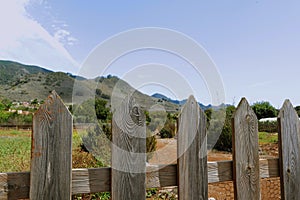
0,130 -> 31,172
0,128 -> 104,172
0,128 -> 109,199
258,132 -> 278,144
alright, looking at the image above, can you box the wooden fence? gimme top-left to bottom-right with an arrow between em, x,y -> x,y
0,91 -> 299,199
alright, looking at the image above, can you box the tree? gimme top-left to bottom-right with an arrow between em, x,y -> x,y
144,110 -> 151,126
73,98 -> 111,123
95,88 -> 102,96
31,99 -> 39,108
295,106 -> 300,117
251,101 -> 277,120
205,108 -> 212,128
0,102 -> 5,111
95,98 -> 111,120
213,105 -> 236,152
158,112 -> 177,138
0,99 -> 12,110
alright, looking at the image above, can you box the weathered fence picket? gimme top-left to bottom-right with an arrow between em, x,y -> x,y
232,98 -> 261,199
177,96 -> 208,200
278,100 -> 300,200
111,96 -> 146,200
1,93 -> 300,200
30,91 -> 72,200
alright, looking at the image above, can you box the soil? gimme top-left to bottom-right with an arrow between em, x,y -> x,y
149,138 -> 278,165
147,138 -> 279,200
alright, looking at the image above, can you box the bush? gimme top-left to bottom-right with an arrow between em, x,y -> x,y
81,123 -> 111,167
213,105 -> 236,152
0,111 -> 32,125
159,117 -> 176,138
146,129 -> 157,161
252,101 -> 278,120
295,106 -> 300,117
95,98 -> 111,120
100,93 -> 110,100
160,128 -> 173,138
258,120 -> 278,133
159,113 -> 178,138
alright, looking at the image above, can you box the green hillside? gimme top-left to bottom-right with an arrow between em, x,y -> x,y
0,60 -> 180,112
0,60 -> 51,85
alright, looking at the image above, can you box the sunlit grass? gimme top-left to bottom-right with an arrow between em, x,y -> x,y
0,128 -> 103,173
0,129 -> 31,172
258,132 -> 278,144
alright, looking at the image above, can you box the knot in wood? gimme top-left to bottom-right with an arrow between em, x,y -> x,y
245,114 -> 251,122
246,165 -> 252,176
130,105 -> 145,126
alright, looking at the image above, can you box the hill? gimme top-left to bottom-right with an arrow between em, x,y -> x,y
0,60 -> 180,112
0,60 -> 51,85
0,60 -> 75,102
151,93 -> 213,110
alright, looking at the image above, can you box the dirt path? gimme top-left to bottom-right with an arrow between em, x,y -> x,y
149,138 -> 278,165
149,138 -> 232,165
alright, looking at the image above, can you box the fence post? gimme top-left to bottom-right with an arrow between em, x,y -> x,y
232,98 -> 260,199
278,100 -> 300,200
111,96 -> 146,200
30,91 -> 72,200
177,95 -> 208,200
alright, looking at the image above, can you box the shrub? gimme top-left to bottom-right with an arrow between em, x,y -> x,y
212,105 -> 236,152
252,101 -> 277,120
100,93 -> 110,99
160,128 -> 171,138
81,123 -> 111,167
159,113 -> 178,138
258,120 -> 278,133
146,129 -> 157,161
295,106 -> 300,117
159,118 -> 176,138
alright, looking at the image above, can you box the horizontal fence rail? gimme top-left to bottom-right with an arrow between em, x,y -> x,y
0,158 -> 279,199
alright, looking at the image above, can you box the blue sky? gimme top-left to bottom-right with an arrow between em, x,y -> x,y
0,0 -> 299,107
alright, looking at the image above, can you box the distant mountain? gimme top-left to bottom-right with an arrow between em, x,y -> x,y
151,93 -> 186,105
151,93 -> 223,110
0,60 -> 180,112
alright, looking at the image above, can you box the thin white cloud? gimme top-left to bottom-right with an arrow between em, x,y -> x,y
54,28 -> 78,46
51,19 -> 78,47
0,0 -> 79,73
54,29 -> 70,42
67,36 -> 78,46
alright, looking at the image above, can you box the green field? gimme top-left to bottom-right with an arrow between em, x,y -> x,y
0,129 -> 31,172
0,128 -> 104,173
258,132 -> 278,144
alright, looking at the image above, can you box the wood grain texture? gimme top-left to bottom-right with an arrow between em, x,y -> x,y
111,96 -> 146,200
72,168 -> 111,194
278,100 -> 300,200
0,172 -> 30,200
30,91 -> 72,200
232,98 -> 261,200
177,95 -> 208,200
0,159 -> 280,199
